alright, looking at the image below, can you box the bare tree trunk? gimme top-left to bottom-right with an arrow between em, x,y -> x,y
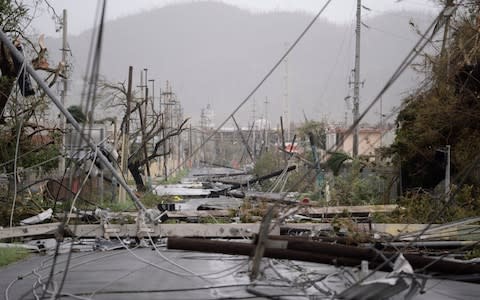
128,162 -> 146,192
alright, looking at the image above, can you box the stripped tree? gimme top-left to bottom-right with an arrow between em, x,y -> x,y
99,80 -> 189,192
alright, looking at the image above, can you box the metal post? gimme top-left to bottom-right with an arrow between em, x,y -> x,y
352,0 -> 361,158
189,124 -> 193,167
149,79 -> 155,112
0,30 -> 147,211
445,145 -> 451,201
100,127 -> 104,202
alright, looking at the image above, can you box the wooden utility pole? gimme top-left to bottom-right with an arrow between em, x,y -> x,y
143,85 -> 151,178
59,9 -> 68,173
119,66 -> 132,203
143,69 -> 151,181
280,116 -> 287,163
352,0 -> 361,158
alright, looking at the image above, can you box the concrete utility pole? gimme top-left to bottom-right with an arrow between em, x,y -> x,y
440,0 -> 455,83
149,79 -> 155,114
59,9 -> 68,173
352,0 -> 362,158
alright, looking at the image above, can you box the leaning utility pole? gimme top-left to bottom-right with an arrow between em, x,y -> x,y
0,30 -> 147,211
59,9 -> 68,173
352,0 -> 361,158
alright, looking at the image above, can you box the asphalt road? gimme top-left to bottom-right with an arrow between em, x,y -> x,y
1,246 -> 479,300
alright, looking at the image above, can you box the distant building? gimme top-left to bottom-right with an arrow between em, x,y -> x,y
201,104 -> 215,129
326,125 -> 394,157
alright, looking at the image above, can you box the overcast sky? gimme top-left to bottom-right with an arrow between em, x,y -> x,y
31,0 -> 440,37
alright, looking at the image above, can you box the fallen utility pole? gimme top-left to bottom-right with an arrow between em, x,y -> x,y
167,237 -> 480,280
0,29 -> 147,212
231,115 -> 254,162
0,223 -> 280,239
217,165 -> 297,190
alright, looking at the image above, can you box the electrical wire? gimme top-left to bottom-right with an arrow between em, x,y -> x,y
146,232 -> 248,279
65,146 -> 99,225
8,52 -> 28,228
8,249 -> 126,300
88,265 -> 148,298
0,141 -> 55,168
65,283 -> 294,298
9,116 -> 24,228
39,2 -> 109,298
171,0 -> 334,175
340,3 -> 480,284
2,155 -> 63,176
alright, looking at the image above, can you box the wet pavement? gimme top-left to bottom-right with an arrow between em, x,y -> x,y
2,246 -> 480,299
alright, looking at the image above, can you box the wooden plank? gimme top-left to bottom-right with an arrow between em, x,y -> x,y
251,207 -> 274,280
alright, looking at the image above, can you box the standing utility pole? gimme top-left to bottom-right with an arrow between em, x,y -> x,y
143,69 -> 151,180
445,145 -> 451,201
264,97 -> 269,152
60,9 -> 68,173
283,42 -> 290,143
440,0 -> 455,84
119,66 -> 132,203
352,0 -> 362,158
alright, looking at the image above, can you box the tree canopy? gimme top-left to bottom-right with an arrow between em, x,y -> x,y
390,3 -> 480,191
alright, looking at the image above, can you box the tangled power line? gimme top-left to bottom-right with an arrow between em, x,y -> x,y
3,0 -> 480,299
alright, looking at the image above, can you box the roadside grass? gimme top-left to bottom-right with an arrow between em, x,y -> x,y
0,247 -> 30,267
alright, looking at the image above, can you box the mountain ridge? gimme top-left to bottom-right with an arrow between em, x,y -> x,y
45,1 -> 435,126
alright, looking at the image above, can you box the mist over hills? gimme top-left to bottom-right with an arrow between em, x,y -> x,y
45,1 -> 435,126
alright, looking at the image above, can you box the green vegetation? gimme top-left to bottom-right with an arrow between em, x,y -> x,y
296,120 -> 326,150
159,169 -> 189,184
378,3 -> 480,222
0,247 -> 30,267
329,161 -> 386,206
253,149 -> 320,198
373,185 -> 480,224
466,247 -> 480,260
67,105 -> 87,123
389,6 -> 480,191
